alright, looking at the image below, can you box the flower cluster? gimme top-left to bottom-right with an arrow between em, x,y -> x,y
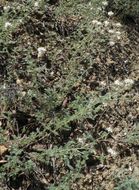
108,11 -> 114,17
34,0 -> 42,8
92,17 -> 122,46
34,2 -> 39,7
114,78 -> 134,88
101,2 -> 123,46
107,147 -> 117,157
102,1 -> 108,6
37,47 -> 46,58
3,6 -> 10,11
4,22 -> 12,29
91,2 -> 123,47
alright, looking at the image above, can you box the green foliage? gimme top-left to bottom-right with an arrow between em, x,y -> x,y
114,177 -> 139,190
0,0 -> 139,189
124,124 -> 139,145
0,1 -> 108,188
109,0 -> 139,17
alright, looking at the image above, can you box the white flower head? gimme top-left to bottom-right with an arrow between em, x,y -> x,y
5,22 -> 12,29
88,2 -> 92,6
102,1 -> 108,6
108,11 -> 114,17
21,91 -> 26,97
117,36 -> 121,40
115,22 -> 122,27
124,79 -> 134,86
37,47 -> 46,58
34,1 -> 39,7
16,79 -> 23,85
92,20 -> 102,26
97,7 -> 102,11
100,81 -> 106,86
106,127 -> 113,133
96,21 -> 102,26
107,148 -> 117,157
104,20 -> 109,27
77,137 -> 84,145
2,83 -> 6,89
50,71 -> 54,76
124,60 -> 128,63
108,29 -> 114,34
3,6 -> 10,11
115,31 -> 121,35
19,19 -> 22,23
92,20 -> 98,24
109,41 -> 115,46
103,102 -> 108,107
114,80 -> 123,86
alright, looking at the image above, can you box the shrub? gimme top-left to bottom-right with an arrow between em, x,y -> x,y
108,0 -> 139,19
114,177 -> 139,190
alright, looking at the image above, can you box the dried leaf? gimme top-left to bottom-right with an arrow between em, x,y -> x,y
0,160 -> 7,164
0,145 -> 8,156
